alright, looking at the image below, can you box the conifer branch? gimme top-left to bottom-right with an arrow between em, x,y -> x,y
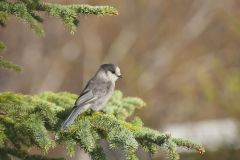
0,0 -> 118,72
0,0 -> 118,34
0,41 -> 6,51
0,56 -> 22,72
0,90 -> 204,160
0,147 -> 64,160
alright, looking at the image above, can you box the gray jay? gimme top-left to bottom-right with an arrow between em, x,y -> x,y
61,64 -> 122,129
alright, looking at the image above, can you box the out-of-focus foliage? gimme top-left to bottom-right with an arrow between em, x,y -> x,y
178,148 -> 240,160
0,41 -> 22,72
0,56 -> 22,72
0,0 -> 117,72
0,90 -> 204,160
0,41 -> 5,50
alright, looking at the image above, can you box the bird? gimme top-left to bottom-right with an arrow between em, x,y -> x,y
61,64 -> 122,129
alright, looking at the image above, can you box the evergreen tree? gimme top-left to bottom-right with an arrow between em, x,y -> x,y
0,0 -> 117,71
0,1 -> 205,160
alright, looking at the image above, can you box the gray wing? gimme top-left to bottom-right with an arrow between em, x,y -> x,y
75,89 -> 95,106
61,89 -> 96,129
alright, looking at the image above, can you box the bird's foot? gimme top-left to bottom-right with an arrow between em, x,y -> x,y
99,110 -> 107,114
93,111 -> 101,116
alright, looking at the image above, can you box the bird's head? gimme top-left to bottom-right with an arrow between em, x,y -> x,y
99,64 -> 122,82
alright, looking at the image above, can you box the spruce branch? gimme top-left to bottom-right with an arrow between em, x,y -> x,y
0,56 -> 22,72
0,90 -> 204,160
0,1 -> 44,35
0,0 -> 118,34
0,147 -> 64,160
0,11 -> 9,26
0,0 -> 118,72
0,41 -> 6,51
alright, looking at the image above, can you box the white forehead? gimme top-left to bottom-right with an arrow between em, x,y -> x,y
116,67 -> 121,74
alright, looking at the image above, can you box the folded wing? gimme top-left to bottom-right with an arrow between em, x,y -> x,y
60,90 -> 95,129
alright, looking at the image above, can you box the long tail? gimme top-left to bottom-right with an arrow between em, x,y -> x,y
61,105 -> 84,129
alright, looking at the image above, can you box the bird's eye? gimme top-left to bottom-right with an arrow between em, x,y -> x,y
111,70 -> 115,74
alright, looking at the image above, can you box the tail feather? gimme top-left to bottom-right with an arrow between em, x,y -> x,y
61,106 -> 84,129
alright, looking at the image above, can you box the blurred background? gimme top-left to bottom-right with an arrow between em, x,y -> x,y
1,0 -> 240,159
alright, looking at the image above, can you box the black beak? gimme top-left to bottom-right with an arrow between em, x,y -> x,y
118,75 -> 123,78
